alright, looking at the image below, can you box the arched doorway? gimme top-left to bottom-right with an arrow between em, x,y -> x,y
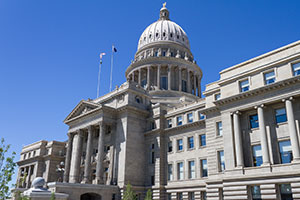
80,193 -> 102,200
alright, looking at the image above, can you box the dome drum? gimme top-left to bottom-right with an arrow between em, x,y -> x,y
126,64 -> 202,97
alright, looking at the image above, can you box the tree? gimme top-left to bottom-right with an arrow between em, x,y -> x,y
123,183 -> 137,200
50,192 -> 56,200
144,189 -> 152,200
0,138 -> 17,199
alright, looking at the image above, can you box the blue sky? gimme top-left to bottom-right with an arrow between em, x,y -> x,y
1,0 -> 300,186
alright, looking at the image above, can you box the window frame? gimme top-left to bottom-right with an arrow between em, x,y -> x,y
275,107 -> 287,124
177,139 -> 183,151
199,134 -> 206,147
188,160 -> 196,179
216,121 -> 223,136
215,93 -> 221,101
177,162 -> 184,180
252,144 -> 263,167
264,70 -> 276,85
249,113 -> 259,129
188,136 -> 194,149
167,119 -> 172,128
292,62 -> 300,76
218,150 -> 225,172
278,140 -> 293,164
187,113 -> 193,123
177,116 -> 183,126
200,158 -> 208,177
240,79 -> 250,93
161,76 -> 168,90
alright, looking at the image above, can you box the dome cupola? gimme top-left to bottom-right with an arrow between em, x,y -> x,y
137,3 -> 190,51
125,3 -> 203,101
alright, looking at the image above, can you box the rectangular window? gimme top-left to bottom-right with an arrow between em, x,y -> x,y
177,192 -> 183,200
151,175 -> 155,185
200,159 -> 208,177
177,139 -> 183,151
199,112 -> 205,120
182,80 -> 187,92
161,76 -> 168,90
200,134 -> 206,147
151,151 -> 155,164
167,119 -> 172,128
252,145 -> 263,167
292,62 -> 300,76
168,141 -> 173,153
177,116 -> 183,126
188,192 -> 195,200
279,140 -> 293,164
251,186 -> 262,200
275,108 -> 287,124
249,114 -> 259,129
240,79 -> 250,92
279,184 -> 293,200
187,113 -> 193,123
218,150 -> 225,172
188,137 -> 194,149
188,160 -> 195,179
215,93 -> 221,100
167,193 -> 172,200
264,71 -> 276,85
168,164 -> 173,181
177,162 -> 184,180
216,122 -> 223,136
201,191 -> 207,200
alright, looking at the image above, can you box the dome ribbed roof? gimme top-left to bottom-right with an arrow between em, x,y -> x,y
137,5 -> 190,51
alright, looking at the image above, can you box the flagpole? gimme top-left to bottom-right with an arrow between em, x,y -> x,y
110,45 -> 114,92
97,58 -> 102,98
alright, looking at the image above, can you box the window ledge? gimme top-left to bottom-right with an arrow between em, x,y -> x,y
276,121 -> 288,126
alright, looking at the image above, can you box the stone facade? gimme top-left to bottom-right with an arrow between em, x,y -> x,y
15,4 -> 300,200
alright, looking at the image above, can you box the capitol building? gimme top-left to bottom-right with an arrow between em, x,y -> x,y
15,4 -> 300,200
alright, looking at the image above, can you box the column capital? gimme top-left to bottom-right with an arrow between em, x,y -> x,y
231,110 -> 241,115
254,104 -> 265,109
282,96 -> 294,102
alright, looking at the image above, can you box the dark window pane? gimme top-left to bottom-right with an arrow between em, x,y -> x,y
250,114 -> 259,128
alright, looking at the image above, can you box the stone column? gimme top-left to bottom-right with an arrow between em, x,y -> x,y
187,70 -> 191,93
26,166 -> 31,188
131,72 -> 134,82
284,97 -> 300,161
256,105 -> 270,165
69,130 -> 83,183
63,132 -> 74,183
197,75 -> 201,97
138,68 -> 141,86
147,66 -> 150,90
83,126 -> 94,183
168,65 -> 171,90
233,111 -> 244,167
157,65 -> 161,89
96,122 -> 105,184
178,66 -> 182,92
193,73 -> 197,95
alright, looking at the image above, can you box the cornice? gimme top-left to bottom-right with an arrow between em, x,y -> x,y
163,120 -> 205,133
215,76 -> 300,106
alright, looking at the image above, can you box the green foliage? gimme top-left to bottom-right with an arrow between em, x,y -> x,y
123,183 -> 137,200
0,138 -> 17,199
15,191 -> 31,200
50,192 -> 56,200
144,189 -> 152,200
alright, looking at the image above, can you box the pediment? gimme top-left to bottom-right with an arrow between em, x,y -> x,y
64,100 -> 100,123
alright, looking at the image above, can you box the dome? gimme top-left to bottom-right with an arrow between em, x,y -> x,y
137,4 -> 190,51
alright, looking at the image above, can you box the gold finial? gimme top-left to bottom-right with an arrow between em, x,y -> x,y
163,2 -> 166,8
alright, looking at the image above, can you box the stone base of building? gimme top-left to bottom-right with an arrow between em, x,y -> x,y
48,182 -> 120,200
